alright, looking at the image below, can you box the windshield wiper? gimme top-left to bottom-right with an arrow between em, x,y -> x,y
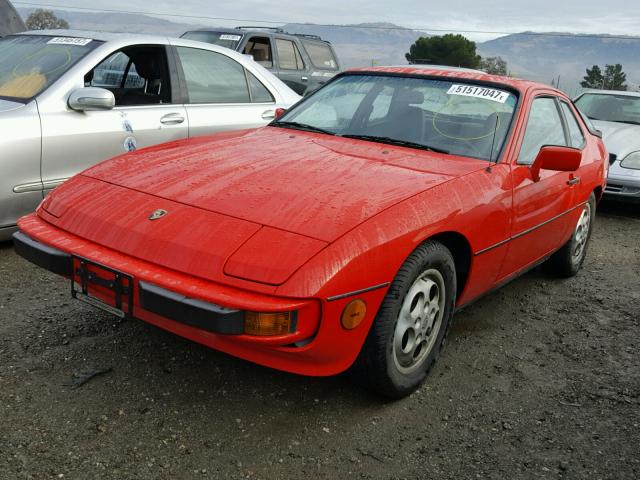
270,121 -> 336,136
341,134 -> 449,154
616,120 -> 640,126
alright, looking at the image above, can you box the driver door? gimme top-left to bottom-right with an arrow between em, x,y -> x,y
39,44 -> 188,194
498,94 -> 579,280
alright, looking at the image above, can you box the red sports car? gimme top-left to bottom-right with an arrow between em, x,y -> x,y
14,67 -> 608,398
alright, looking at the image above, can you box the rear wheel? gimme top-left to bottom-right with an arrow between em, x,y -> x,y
351,240 -> 456,399
547,193 -> 596,277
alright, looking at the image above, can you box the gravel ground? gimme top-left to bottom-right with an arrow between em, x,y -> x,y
0,199 -> 638,480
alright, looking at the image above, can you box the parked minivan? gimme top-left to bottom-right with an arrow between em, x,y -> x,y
181,27 -> 341,95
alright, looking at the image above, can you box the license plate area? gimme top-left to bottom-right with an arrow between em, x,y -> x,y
71,256 -> 133,318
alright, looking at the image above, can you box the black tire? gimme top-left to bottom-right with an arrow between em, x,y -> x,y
547,193 -> 596,278
351,240 -> 456,399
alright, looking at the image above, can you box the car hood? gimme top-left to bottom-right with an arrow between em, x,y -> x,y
592,120 -> 640,158
0,98 -> 26,113
41,127 -> 486,286
82,127 -> 486,242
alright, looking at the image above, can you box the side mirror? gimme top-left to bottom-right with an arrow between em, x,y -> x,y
531,146 -> 582,181
274,108 -> 286,119
68,87 -> 115,111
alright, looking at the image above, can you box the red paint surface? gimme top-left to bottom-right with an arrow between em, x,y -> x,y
18,69 -> 608,376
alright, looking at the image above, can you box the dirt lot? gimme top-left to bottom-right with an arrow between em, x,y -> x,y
0,200 -> 638,480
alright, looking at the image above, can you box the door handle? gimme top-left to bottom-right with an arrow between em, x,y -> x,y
567,176 -> 581,186
261,110 -> 276,120
301,76 -> 309,82
160,113 -> 185,125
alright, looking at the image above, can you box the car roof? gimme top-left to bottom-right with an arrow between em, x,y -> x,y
578,89 -> 640,98
347,66 -> 556,94
184,27 -> 331,44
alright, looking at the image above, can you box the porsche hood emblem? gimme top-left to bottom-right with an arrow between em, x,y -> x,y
148,209 -> 168,220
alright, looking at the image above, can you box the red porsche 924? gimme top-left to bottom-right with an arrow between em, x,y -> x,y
14,67 -> 608,398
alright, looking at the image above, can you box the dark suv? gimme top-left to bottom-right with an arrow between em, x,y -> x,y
181,26 -> 341,95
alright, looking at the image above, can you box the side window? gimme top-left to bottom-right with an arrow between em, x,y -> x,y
86,47 -> 170,106
560,102 -> 585,148
176,47 -> 250,104
518,97 -> 567,165
275,39 -> 304,70
247,71 -> 274,103
242,37 -> 273,69
301,41 -> 339,70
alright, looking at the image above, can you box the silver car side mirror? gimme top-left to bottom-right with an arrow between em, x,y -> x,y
68,87 -> 115,111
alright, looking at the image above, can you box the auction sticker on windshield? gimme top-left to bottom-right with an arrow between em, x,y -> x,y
47,37 -> 93,46
447,84 -> 510,103
220,34 -> 242,41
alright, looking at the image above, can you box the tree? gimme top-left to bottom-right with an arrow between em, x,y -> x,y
406,34 -> 481,69
25,9 -> 69,30
479,56 -> 508,76
581,64 -> 628,90
603,64 -> 627,91
581,65 -> 604,89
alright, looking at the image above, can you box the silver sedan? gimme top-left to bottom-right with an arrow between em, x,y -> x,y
0,30 -> 301,240
574,90 -> 640,202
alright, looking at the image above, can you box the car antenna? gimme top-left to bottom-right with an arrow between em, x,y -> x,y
486,114 -> 500,171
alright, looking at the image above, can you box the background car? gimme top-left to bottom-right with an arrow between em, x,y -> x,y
181,26 -> 341,95
14,67 -> 606,398
0,30 -> 301,240
575,90 -> 640,202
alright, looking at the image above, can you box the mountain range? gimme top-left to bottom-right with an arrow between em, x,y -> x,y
14,7 -> 640,92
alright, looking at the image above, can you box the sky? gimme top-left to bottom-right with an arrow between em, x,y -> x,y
11,0 -> 640,41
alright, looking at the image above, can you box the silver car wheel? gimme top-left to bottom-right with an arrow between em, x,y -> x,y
572,202 -> 592,263
393,269 -> 445,374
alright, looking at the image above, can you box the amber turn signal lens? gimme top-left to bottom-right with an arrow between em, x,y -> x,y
341,299 -> 366,330
244,311 -> 293,336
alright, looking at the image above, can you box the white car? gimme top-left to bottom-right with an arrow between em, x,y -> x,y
0,30 -> 301,240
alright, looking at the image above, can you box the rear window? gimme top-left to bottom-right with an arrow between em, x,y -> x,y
301,41 -> 338,70
181,31 -> 243,50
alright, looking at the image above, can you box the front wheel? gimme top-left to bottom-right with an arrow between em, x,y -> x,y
351,240 -> 456,398
546,193 -> 596,277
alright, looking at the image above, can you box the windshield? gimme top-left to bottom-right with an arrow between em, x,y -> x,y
181,31 -> 243,50
0,35 -> 100,101
575,93 -> 640,125
274,74 -> 518,161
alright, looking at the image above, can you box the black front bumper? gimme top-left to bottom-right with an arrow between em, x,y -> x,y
13,231 -> 72,276
13,231 -> 246,334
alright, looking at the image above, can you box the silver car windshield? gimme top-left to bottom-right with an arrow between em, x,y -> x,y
0,35 -> 101,101
275,74 -> 518,161
575,93 -> 640,126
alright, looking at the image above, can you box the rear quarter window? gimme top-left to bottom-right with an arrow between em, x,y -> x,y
301,41 -> 338,70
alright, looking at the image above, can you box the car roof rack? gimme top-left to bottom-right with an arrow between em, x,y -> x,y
236,26 -> 285,33
291,33 -> 323,40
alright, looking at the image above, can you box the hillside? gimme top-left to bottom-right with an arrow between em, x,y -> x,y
12,8 -> 640,91
478,32 -> 640,93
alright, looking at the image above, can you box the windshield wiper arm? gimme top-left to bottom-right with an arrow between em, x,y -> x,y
342,134 -> 449,154
270,121 -> 336,136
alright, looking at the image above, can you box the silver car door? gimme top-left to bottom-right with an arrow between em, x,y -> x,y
39,45 -> 188,193
174,46 -> 278,138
